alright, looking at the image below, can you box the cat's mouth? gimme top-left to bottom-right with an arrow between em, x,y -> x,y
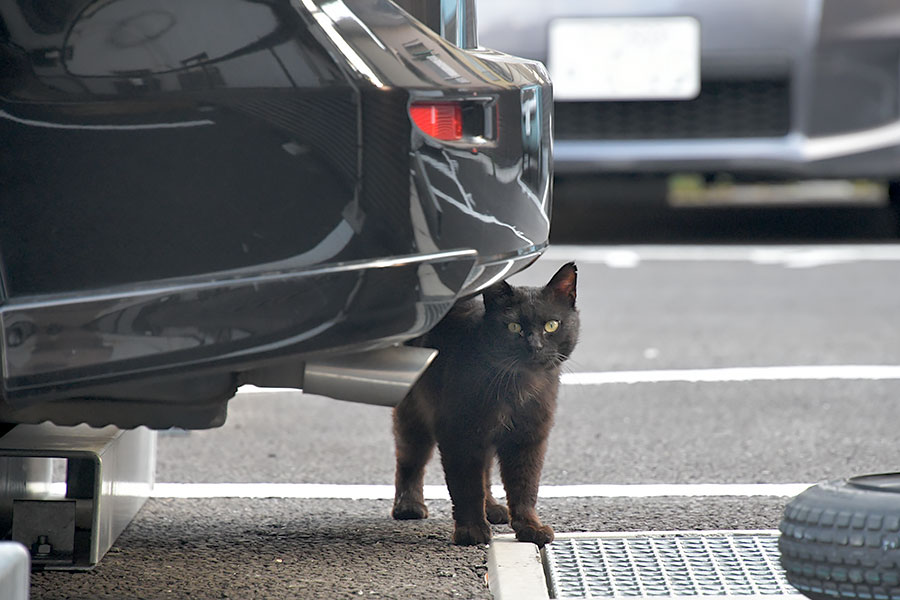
491,351 -> 566,372
526,352 -> 566,369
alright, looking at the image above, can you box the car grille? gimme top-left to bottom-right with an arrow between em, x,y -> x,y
554,79 -> 791,141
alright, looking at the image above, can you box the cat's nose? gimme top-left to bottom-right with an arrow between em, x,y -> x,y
526,334 -> 543,350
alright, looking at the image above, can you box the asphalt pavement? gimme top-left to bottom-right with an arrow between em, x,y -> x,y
29,204 -> 900,599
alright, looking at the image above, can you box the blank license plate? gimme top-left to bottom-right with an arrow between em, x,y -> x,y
548,17 -> 700,101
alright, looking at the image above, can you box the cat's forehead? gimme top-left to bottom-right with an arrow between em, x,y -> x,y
502,287 -> 560,318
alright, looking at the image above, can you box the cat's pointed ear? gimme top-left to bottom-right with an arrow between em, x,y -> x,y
483,280 -> 514,309
547,262 -> 577,306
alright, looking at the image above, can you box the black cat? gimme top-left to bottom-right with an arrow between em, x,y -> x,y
392,263 -> 579,546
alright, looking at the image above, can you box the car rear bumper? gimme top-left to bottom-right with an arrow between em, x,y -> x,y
554,121 -> 900,178
0,248 -> 481,425
0,243 -> 546,429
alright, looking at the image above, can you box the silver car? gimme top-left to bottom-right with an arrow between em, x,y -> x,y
479,1 -> 900,203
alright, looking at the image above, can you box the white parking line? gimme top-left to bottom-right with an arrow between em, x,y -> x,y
149,482 -> 810,500
237,364 -> 900,398
541,244 -> 900,268
559,365 -> 900,385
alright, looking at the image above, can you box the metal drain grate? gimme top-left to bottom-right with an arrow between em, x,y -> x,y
544,531 -> 804,599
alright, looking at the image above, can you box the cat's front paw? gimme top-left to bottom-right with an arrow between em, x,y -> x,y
392,500 -> 428,520
513,522 -> 554,547
452,521 -> 492,546
485,502 -> 510,525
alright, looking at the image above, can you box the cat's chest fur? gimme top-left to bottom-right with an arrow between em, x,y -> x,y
491,368 -> 558,437
416,313 -> 560,437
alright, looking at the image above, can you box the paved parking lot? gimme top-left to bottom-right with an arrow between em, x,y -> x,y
30,233 -> 900,599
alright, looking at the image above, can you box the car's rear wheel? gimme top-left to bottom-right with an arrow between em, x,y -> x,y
779,474 -> 900,600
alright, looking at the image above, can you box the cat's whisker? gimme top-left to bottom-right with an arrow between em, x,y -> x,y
502,360 -> 523,404
496,359 -> 522,403
551,354 -> 580,372
487,357 -> 519,403
491,357 -> 517,385
560,356 -> 585,370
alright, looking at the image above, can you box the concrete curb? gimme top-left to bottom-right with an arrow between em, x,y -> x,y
486,534 -> 550,600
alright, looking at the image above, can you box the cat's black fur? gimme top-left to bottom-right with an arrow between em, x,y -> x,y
392,263 -> 579,546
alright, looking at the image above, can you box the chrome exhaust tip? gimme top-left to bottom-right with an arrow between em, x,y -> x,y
302,345 -> 437,407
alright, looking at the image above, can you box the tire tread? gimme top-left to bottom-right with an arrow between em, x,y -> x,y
780,479 -> 900,600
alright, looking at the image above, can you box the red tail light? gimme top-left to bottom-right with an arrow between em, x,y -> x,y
409,102 -> 463,141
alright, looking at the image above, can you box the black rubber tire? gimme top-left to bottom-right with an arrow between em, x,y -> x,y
779,474 -> 900,600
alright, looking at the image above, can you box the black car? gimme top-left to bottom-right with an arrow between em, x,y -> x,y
0,0 -> 553,429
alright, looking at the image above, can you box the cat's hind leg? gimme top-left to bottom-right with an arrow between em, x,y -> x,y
484,459 -> 510,525
391,398 -> 434,520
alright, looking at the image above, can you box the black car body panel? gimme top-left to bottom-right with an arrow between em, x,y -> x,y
0,0 -> 553,428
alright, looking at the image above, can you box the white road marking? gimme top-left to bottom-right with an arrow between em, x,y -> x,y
559,365 -> 900,385
237,365 -> 900,398
541,244 -> 900,268
149,482 -> 810,500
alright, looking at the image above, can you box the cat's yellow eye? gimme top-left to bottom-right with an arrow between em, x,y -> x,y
508,322 -> 522,334
544,320 -> 560,333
